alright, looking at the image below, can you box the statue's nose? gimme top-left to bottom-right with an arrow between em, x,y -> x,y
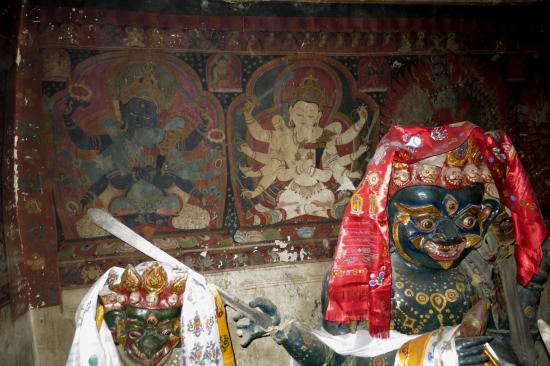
431,219 -> 462,244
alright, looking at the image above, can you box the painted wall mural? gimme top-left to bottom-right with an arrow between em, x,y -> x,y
49,52 -> 227,238
5,4 -> 548,309
228,57 -> 378,227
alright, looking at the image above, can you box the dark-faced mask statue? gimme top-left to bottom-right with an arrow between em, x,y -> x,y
388,184 -> 499,270
227,123 -> 549,366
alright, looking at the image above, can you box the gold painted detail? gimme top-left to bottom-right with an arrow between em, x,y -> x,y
141,262 -> 169,294
120,265 -> 141,292
396,331 -> 432,365
416,292 -> 429,305
445,289 -> 459,302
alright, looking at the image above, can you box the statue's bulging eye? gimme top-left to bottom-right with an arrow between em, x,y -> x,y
462,215 -> 477,229
444,196 -> 459,215
418,218 -> 435,231
161,328 -> 172,336
128,331 -> 142,340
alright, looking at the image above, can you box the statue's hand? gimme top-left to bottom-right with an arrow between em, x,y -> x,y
456,336 -> 492,366
232,297 -> 281,347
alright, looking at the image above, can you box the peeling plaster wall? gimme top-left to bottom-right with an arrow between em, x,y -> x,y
30,261 -> 330,366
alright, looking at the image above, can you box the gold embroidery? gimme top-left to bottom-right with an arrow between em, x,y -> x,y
396,332 -> 432,365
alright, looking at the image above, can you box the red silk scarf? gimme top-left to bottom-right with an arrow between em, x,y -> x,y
326,122 -> 548,338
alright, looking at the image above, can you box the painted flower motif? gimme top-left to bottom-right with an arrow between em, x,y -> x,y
431,127 -> 448,141
189,343 -> 203,364
369,266 -> 386,287
187,312 -> 204,337
204,315 -> 215,335
203,341 -> 221,363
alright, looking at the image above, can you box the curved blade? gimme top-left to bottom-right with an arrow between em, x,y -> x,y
87,209 -> 274,331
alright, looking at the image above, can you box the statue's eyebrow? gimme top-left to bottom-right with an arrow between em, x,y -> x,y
158,319 -> 173,326
456,204 -> 481,216
393,202 -> 442,217
126,318 -> 145,326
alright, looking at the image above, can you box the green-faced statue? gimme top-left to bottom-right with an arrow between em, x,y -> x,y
67,261 -> 236,366
99,263 -> 186,366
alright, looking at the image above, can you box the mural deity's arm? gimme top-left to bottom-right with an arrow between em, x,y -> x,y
241,99 -> 275,143
239,143 -> 275,165
173,175 -> 204,203
62,98 -> 113,152
169,149 -> 221,180
80,170 -> 132,208
334,106 -> 369,146
176,114 -> 209,151
312,167 -> 333,183
241,161 -> 291,199
335,145 -> 369,167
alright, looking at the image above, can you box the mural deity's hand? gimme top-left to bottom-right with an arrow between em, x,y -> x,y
197,118 -> 209,133
346,170 -> 363,179
456,336 -> 492,366
232,297 -> 281,347
355,144 -> 368,157
241,190 -> 255,199
356,104 -> 369,124
239,143 -> 253,157
241,98 -> 256,115
239,164 -> 259,178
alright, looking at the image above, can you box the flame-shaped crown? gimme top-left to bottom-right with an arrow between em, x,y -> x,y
99,262 -> 186,312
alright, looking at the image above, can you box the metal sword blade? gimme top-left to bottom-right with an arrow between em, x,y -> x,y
87,209 -> 274,330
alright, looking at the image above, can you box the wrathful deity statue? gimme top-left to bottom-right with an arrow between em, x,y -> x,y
232,122 -> 550,365
67,262 -> 235,366
61,62 -> 220,234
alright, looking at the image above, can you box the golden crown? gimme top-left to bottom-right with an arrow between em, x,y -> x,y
111,63 -> 174,110
284,72 -> 332,108
99,262 -> 186,312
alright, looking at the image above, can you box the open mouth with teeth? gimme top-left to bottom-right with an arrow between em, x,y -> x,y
126,341 -> 172,366
421,240 -> 466,261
